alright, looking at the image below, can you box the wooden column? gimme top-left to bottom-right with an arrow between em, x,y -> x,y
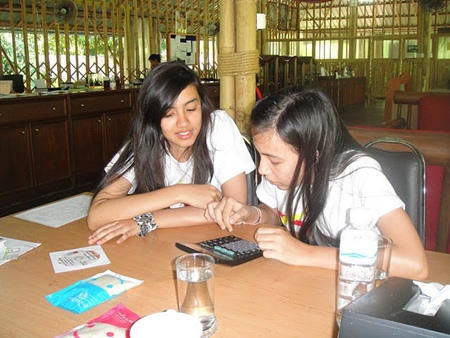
348,2 -> 357,60
235,0 -> 258,133
124,6 -> 133,83
219,0 -> 259,132
418,5 -> 431,92
219,0 -> 236,120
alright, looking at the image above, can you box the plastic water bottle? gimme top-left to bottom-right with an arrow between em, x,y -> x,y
336,207 -> 378,326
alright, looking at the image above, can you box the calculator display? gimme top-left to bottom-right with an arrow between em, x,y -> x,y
176,235 -> 263,266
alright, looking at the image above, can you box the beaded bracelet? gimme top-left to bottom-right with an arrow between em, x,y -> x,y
133,212 -> 158,237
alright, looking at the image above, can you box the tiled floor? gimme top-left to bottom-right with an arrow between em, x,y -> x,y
340,99 -> 385,127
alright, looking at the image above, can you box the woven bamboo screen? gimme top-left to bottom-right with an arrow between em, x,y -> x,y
264,0 -> 450,97
0,0 -> 219,91
2,0 -> 450,96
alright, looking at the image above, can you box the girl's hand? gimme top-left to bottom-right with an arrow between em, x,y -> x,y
177,184 -> 222,209
205,197 -> 253,232
88,219 -> 140,245
254,227 -> 305,265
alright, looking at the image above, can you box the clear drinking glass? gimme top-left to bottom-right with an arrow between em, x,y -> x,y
376,235 -> 393,282
176,253 -> 218,337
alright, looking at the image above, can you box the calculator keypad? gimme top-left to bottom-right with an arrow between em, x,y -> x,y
176,235 -> 263,265
200,235 -> 261,259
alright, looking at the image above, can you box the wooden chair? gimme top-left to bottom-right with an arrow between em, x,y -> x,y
384,72 -> 412,123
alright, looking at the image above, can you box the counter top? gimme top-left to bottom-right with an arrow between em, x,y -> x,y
0,87 -> 139,101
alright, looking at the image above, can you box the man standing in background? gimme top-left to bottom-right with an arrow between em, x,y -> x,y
148,54 -> 161,70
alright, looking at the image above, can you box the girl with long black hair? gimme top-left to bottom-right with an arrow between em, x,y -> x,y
88,62 -> 255,245
206,85 -> 427,280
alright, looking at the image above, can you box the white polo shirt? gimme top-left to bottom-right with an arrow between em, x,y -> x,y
257,155 -> 404,238
106,110 -> 256,207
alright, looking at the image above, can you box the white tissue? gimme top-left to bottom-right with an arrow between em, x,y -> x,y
406,281 -> 450,316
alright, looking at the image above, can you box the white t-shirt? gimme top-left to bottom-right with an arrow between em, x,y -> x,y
105,110 -> 255,207
256,155 -> 404,239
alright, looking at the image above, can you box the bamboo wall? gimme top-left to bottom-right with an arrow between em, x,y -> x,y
0,0 -> 219,91
1,0 -> 450,98
262,0 -> 450,101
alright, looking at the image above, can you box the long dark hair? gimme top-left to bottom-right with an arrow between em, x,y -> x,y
250,86 -> 364,247
95,62 -> 215,195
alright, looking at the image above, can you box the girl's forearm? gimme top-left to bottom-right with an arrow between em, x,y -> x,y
153,206 -> 211,228
87,186 -> 182,230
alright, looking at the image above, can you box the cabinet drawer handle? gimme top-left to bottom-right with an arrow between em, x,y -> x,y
120,100 -> 124,103
98,119 -> 102,123
80,103 -> 85,107
108,117 -> 112,121
21,130 -> 26,134
52,107 -> 56,110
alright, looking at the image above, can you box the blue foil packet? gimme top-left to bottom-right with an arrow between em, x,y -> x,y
46,270 -> 143,314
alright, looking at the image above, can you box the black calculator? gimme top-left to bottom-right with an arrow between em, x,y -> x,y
175,235 -> 263,266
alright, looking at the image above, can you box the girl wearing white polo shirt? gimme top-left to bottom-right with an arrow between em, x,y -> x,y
206,86 -> 428,280
87,62 -> 255,245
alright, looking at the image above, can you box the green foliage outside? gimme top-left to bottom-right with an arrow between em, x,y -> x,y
0,30 -> 118,85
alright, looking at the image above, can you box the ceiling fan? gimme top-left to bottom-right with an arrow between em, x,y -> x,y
419,0 -> 447,13
54,0 -> 78,24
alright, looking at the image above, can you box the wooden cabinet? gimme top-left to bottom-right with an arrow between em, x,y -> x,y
32,120 -> 71,187
71,111 -> 132,184
0,90 -> 135,216
71,115 -> 104,184
70,91 -> 133,185
0,96 -> 66,123
0,124 -> 33,195
0,96 -> 71,208
318,76 -> 366,112
104,112 -> 132,161
70,91 -> 132,116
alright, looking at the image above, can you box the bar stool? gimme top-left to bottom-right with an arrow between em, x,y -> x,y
393,91 -> 423,129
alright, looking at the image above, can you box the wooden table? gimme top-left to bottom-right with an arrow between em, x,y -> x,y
1,206 -> 449,338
